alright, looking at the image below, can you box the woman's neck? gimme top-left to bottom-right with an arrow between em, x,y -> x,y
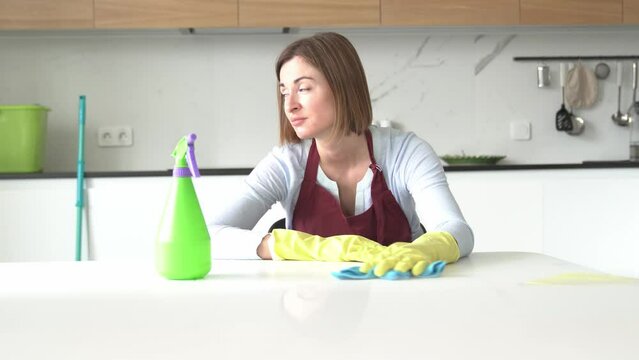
315,131 -> 369,171
315,131 -> 371,215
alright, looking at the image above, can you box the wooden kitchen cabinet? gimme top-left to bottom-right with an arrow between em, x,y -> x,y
624,0 -> 639,23
0,0 -> 93,29
239,0 -> 379,27
520,0 -> 622,25
381,0 -> 519,26
94,0 -> 237,29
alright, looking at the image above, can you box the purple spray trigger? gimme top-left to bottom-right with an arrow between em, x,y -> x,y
185,133 -> 200,177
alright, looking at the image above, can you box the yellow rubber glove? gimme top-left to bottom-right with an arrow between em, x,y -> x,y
271,229 -> 386,263
360,231 -> 460,277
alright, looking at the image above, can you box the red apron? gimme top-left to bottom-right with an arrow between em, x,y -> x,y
292,129 -> 412,246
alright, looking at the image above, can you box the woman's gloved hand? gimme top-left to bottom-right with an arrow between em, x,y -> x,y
270,229 -> 386,263
359,231 -> 460,277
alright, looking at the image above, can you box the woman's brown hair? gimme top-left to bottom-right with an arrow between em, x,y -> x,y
275,32 -> 372,144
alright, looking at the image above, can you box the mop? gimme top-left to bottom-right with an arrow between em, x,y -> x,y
75,96 -> 86,261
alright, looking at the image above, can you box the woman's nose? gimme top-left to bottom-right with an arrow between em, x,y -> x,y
286,93 -> 300,113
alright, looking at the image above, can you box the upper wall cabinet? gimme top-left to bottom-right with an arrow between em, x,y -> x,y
94,0 -> 237,28
520,0 -> 622,25
624,0 -> 639,23
0,0 -> 94,29
381,0 -> 519,26
239,0 -> 379,27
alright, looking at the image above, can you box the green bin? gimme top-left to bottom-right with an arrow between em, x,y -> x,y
0,105 -> 50,173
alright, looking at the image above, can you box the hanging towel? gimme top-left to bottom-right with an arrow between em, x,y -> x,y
565,62 -> 599,109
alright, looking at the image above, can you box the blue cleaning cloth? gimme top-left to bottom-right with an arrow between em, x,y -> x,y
332,260 -> 446,280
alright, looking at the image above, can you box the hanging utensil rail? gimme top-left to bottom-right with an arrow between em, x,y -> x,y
514,55 -> 639,62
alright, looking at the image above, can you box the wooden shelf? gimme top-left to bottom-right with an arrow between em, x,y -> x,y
239,0 -> 379,27
0,0 -> 94,29
381,0 -> 519,26
520,0 -> 622,25
94,0 -> 237,29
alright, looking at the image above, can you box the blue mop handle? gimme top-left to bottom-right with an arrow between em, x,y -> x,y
75,96 -> 86,261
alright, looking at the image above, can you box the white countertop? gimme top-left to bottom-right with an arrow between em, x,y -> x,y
1,252 -> 638,360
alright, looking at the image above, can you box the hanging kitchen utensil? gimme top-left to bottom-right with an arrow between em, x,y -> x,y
556,63 -> 573,131
594,62 -> 610,80
537,63 -> 551,88
629,61 -> 639,161
566,107 -> 585,136
625,61 -> 638,123
565,61 -> 598,109
612,62 -> 630,126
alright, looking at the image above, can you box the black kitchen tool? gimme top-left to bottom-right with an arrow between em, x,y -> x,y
556,63 -> 573,132
556,86 -> 573,131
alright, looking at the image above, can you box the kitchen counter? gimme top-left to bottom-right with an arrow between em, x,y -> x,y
1,252 -> 638,360
1,161 -> 638,179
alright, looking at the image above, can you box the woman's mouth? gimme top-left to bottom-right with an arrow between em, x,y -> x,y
290,117 -> 306,127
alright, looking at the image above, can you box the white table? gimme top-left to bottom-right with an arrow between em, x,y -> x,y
1,252 -> 638,360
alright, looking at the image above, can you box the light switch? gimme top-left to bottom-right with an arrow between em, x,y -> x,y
510,121 -> 531,141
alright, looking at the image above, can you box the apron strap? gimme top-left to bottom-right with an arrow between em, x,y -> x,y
304,139 -> 320,181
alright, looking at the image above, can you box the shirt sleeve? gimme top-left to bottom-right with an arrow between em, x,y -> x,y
207,146 -> 294,259
399,133 -> 475,257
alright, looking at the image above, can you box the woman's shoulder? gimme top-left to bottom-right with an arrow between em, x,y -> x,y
371,125 -> 443,179
370,125 -> 433,156
271,139 -> 310,159
260,139 -> 311,171
247,140 -> 310,191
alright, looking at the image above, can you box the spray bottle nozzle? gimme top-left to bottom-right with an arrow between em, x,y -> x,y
186,133 -> 200,177
171,133 -> 201,177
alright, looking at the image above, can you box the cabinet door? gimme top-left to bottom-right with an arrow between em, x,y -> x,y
95,0 -> 237,28
446,174 -> 544,253
0,0 -> 93,29
239,0 -> 379,27
381,0 -> 519,26
521,0 -> 622,25
624,0 -> 639,23
0,179 -> 79,262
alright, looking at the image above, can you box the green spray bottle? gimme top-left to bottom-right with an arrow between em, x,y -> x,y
156,133 -> 211,280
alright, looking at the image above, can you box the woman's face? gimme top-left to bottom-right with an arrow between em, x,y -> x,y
279,56 -> 336,141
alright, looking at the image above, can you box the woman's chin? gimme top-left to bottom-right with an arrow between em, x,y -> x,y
293,129 -> 312,140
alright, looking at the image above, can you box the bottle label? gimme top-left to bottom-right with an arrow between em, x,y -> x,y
173,167 -> 192,177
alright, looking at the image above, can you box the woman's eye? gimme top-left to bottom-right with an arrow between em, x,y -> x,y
298,87 -> 310,92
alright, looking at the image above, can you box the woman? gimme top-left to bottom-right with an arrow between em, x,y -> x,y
209,32 -> 473,275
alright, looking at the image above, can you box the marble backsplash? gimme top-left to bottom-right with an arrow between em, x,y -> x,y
1,27 -> 639,171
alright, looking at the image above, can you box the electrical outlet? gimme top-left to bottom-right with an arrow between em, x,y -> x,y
98,126 -> 134,147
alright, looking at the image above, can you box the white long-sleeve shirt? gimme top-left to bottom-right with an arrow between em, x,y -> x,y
208,125 -> 474,259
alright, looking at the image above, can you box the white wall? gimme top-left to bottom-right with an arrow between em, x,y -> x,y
1,27 -> 639,172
